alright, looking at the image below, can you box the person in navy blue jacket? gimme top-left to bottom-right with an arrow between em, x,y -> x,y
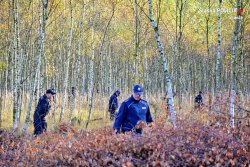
33,88 -> 56,135
113,84 -> 153,134
108,90 -> 120,120
195,91 -> 203,105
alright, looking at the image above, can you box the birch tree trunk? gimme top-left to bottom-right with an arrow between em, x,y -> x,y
39,1 -> 47,96
177,0 -> 183,112
215,0 -> 222,114
68,41 -> 81,124
23,0 -> 48,134
77,0 -> 86,123
0,96 -> 2,128
148,0 -> 176,128
204,1 -> 210,92
98,1 -> 115,96
68,87 -> 76,124
134,0 -> 140,83
59,0 -> 73,122
85,0 -> 95,129
52,95 -> 56,130
238,17 -> 245,95
0,64 -> 3,127
143,32 -> 149,100
38,57 -> 44,97
205,0 -> 211,108
4,44 -> 9,109
13,0 -> 22,131
230,0 -> 241,128
108,43 -> 112,94
79,70 -> 85,122
17,84 -> 23,126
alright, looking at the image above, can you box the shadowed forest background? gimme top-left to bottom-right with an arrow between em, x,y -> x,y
0,0 -> 249,131
0,0 -> 249,165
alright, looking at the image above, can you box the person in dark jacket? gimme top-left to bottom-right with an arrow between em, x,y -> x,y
33,88 -> 56,135
113,84 -> 153,134
195,91 -> 203,107
108,90 -> 120,120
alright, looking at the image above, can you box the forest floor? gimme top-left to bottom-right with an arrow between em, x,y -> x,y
0,111 -> 249,167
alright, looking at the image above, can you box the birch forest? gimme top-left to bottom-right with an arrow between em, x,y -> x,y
0,0 -> 249,166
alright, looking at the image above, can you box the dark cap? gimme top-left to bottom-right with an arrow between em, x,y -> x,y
46,88 -> 56,95
115,89 -> 120,94
133,84 -> 144,95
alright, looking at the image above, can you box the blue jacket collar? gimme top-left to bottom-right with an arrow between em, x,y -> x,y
130,95 -> 141,103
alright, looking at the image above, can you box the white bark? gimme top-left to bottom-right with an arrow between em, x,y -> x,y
60,1 -> 73,122
0,96 -> 2,128
230,0 -> 241,128
135,0 -> 140,83
38,59 -> 44,96
23,0 -> 48,134
78,0 -> 85,123
4,47 -> 9,109
215,1 -> 222,114
85,13 -> 95,129
38,0 -> 48,96
143,33 -> 148,100
108,43 -> 112,94
230,89 -> 235,127
52,96 -> 56,130
68,87 -> 76,124
78,70 -> 85,122
148,0 -> 176,128
13,0 -> 22,131
68,42 -> 81,124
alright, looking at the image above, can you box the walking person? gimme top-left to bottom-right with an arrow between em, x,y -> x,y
113,84 -> 153,135
108,90 -> 120,120
195,91 -> 203,111
33,88 -> 56,135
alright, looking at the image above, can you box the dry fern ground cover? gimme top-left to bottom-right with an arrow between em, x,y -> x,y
0,113 -> 249,167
